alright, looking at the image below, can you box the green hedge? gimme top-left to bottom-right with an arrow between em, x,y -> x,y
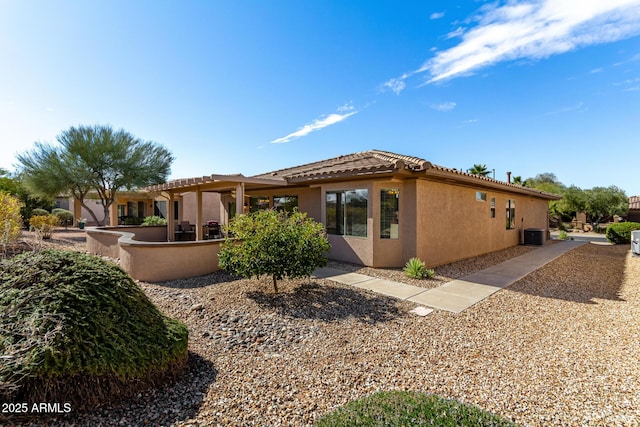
0,249 -> 188,408
605,222 -> 640,244
315,391 -> 517,427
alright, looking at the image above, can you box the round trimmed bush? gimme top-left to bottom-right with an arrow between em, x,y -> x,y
29,208 -> 50,217
606,222 -> 640,244
0,249 -> 188,408
52,208 -> 74,226
315,391 -> 517,427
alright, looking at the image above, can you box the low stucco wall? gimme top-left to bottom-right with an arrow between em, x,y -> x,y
86,226 -> 222,282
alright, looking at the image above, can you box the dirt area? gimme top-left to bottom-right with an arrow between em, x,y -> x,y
4,230 -> 639,426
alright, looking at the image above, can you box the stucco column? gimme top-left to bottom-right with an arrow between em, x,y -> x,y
167,192 -> 175,242
236,182 -> 245,216
109,202 -> 118,226
73,197 -> 82,227
196,187 -> 203,241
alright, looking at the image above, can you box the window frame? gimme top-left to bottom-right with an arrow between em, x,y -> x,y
380,188 -> 399,239
506,199 -> 516,229
326,189 -> 368,237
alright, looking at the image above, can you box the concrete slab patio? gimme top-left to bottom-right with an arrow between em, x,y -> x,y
314,240 -> 585,314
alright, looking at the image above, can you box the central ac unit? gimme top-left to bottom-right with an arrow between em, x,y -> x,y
632,230 -> 640,255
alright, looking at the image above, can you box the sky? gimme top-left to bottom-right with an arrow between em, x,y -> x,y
1,0 -> 640,196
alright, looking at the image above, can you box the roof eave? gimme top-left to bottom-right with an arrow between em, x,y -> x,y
424,168 -> 562,200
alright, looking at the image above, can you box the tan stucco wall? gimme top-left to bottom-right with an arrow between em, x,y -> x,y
86,227 -> 222,282
414,180 -> 550,267
319,180 -> 374,266
182,192 -> 221,224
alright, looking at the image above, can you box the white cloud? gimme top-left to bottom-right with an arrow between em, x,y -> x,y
543,101 -> 587,116
430,11 -> 445,20
446,27 -> 466,39
270,105 -> 358,144
430,101 -> 457,111
419,0 -> 640,83
382,77 -> 407,94
590,67 -> 603,74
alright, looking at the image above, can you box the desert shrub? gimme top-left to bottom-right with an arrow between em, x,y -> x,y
29,208 -> 49,217
52,208 -> 74,228
142,215 -> 168,226
606,222 -> 640,244
28,214 -> 59,239
403,257 -> 434,279
219,209 -> 331,292
0,192 -> 23,248
558,230 -> 568,240
123,216 -> 144,225
0,249 -> 188,408
315,390 -> 517,427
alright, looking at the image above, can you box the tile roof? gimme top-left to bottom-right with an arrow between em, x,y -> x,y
146,149 -> 560,200
251,150 -> 429,181
630,196 -> 640,210
252,149 -> 560,199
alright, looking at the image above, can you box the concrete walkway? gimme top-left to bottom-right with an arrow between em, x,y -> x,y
313,240 -> 584,314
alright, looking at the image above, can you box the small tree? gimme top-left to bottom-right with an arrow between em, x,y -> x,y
584,186 -> 628,227
18,125 -> 174,225
218,209 -> 331,292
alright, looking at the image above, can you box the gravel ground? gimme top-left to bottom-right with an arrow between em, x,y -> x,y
3,232 -> 639,426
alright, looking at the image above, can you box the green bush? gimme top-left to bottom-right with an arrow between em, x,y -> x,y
219,209 -> 331,292
29,208 -> 49,217
0,249 -> 188,408
605,222 -> 640,244
403,257 -> 434,279
52,208 -> 74,227
315,391 -> 517,427
142,215 -> 168,226
122,216 -> 144,225
558,230 -> 568,240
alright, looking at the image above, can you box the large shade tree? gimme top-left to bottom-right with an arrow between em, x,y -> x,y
17,125 -> 173,225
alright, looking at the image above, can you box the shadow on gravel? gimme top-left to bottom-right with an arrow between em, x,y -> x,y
246,281 -> 403,323
23,352 -> 218,427
153,270 -> 244,289
510,245 -> 628,304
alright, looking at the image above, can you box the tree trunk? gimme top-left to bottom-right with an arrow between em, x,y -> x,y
272,275 -> 279,293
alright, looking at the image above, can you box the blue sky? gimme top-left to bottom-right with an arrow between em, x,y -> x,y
2,1 -> 640,196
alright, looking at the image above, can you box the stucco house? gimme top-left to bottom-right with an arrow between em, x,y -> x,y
146,150 -> 560,268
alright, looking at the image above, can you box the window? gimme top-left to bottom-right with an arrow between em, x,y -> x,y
476,191 -> 487,202
326,189 -> 368,237
249,196 -> 270,212
490,198 -> 496,218
137,201 -> 145,218
506,199 -> 516,229
127,201 -> 137,217
273,195 -> 298,212
174,200 -> 179,220
154,201 -> 167,218
380,189 -> 399,239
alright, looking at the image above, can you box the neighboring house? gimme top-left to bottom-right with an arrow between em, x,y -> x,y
57,191 -> 220,226
147,150 -> 560,268
629,196 -> 640,222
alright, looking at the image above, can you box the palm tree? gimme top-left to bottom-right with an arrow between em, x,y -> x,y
512,176 -> 525,186
468,164 -> 491,176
